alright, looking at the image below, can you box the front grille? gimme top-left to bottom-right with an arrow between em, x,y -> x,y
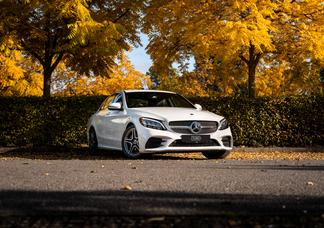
169,121 -> 218,134
169,139 -> 220,147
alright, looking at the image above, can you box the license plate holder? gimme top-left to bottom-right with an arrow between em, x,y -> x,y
181,135 -> 210,144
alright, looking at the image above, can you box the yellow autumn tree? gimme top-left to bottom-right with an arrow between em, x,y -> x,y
53,53 -> 151,96
143,0 -> 324,97
0,0 -> 145,97
150,67 -> 210,97
256,54 -> 323,96
0,51 -> 42,96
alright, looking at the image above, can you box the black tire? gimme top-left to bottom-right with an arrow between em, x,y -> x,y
122,125 -> 141,159
202,150 -> 230,159
89,128 -> 99,155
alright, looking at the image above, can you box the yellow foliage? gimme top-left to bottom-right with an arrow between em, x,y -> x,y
0,51 -> 42,96
144,0 -> 324,97
53,53 -> 151,96
156,71 -> 209,97
0,0 -> 145,96
256,57 -> 323,96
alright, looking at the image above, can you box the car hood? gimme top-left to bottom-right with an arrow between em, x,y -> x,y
128,107 -> 223,122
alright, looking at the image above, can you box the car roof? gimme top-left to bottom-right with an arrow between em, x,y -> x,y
123,89 -> 176,94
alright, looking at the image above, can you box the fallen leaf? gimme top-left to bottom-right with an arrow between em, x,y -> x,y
228,219 -> 237,226
101,165 -> 105,168
147,217 -> 165,222
122,185 -> 132,191
45,173 -> 49,176
131,166 -> 137,169
90,170 -> 95,173
307,181 -> 314,186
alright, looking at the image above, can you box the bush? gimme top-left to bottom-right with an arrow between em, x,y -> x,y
0,95 -> 323,147
190,96 -> 324,146
0,96 -> 105,146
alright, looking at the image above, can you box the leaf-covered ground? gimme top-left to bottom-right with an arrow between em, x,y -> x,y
0,146 -> 323,160
160,150 -> 324,160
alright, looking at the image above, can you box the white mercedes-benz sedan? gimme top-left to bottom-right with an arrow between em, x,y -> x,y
87,90 -> 233,159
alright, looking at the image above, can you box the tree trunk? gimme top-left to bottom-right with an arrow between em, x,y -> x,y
240,44 -> 262,98
43,66 -> 52,98
248,62 -> 257,98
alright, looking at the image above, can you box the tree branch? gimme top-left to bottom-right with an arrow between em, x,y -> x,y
24,48 -> 45,66
249,43 -> 255,60
113,9 -> 130,23
239,55 -> 249,64
255,53 -> 262,62
30,51 -> 45,66
20,40 -> 46,65
50,52 -> 64,72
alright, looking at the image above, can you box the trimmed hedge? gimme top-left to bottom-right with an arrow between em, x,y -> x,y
0,96 -> 323,147
191,96 -> 324,147
0,96 -> 105,147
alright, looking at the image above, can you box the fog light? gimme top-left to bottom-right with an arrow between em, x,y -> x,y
145,137 -> 164,149
222,136 -> 231,147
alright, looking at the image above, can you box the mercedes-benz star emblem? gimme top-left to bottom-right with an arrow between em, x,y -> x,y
190,121 -> 202,134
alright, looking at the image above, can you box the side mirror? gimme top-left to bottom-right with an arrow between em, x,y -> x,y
108,102 -> 122,111
194,104 -> 202,111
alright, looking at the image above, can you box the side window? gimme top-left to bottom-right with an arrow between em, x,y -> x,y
99,95 -> 115,111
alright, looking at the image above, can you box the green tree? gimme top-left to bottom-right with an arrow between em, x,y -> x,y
0,0 -> 144,97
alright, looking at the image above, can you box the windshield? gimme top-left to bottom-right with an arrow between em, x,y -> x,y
125,92 -> 195,108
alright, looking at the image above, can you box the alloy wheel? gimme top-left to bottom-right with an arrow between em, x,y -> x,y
122,126 -> 140,158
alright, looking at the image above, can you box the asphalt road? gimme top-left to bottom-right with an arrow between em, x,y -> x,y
0,158 -> 323,217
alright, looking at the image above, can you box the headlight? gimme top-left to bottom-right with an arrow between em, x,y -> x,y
139,117 -> 166,130
219,118 -> 229,130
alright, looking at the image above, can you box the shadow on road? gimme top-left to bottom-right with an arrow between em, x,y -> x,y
1,190 -> 323,228
1,190 -> 324,217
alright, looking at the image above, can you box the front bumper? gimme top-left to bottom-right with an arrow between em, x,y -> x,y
135,123 -> 233,154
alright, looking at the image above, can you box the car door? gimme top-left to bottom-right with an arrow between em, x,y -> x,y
104,93 -> 130,149
96,93 -> 129,150
94,94 -> 116,147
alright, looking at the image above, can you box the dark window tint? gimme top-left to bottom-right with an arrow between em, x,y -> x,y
125,92 -> 194,108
